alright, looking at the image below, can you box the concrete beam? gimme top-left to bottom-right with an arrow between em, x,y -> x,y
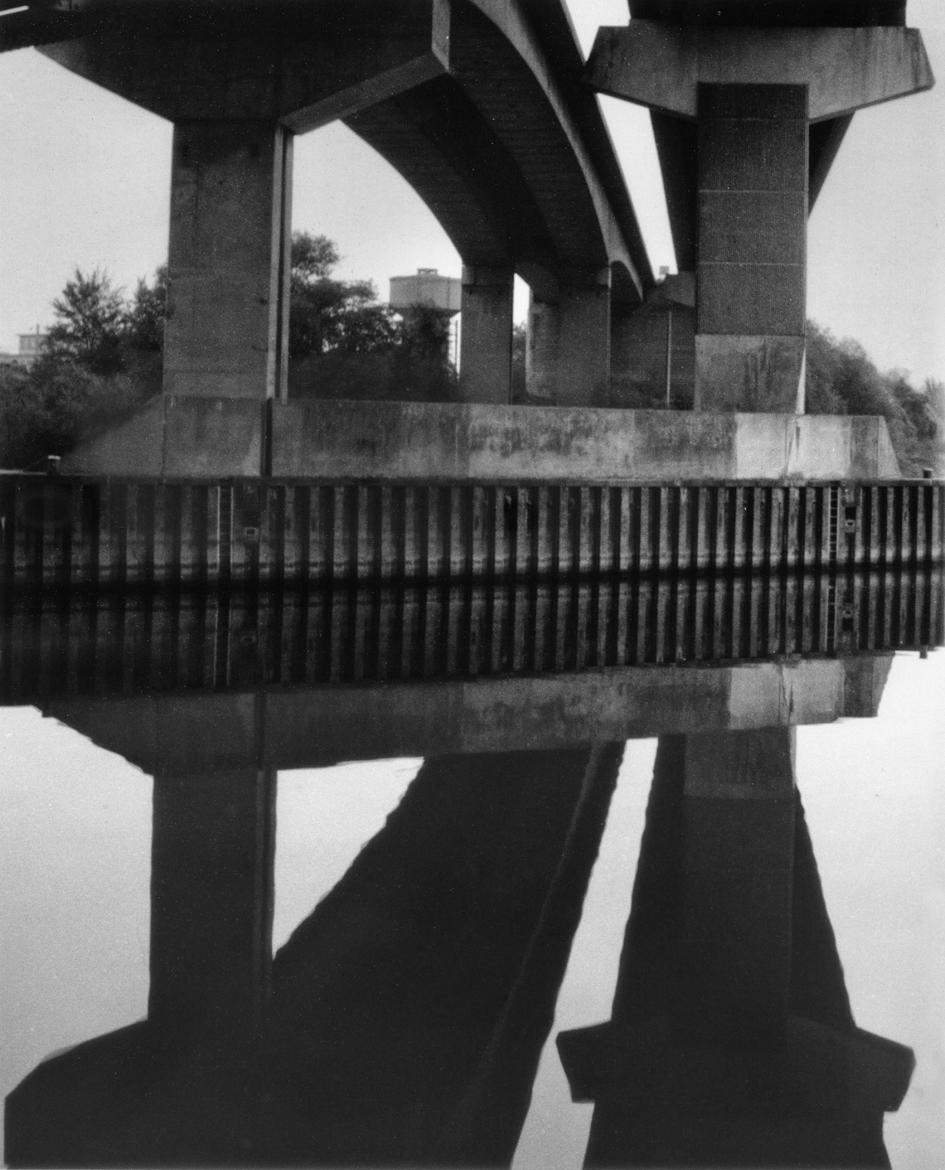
39,1 -> 451,129
588,23 -> 934,122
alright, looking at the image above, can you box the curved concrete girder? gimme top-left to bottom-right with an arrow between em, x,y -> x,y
465,0 -> 650,301
26,0 -> 652,304
347,1 -> 652,299
345,77 -> 557,271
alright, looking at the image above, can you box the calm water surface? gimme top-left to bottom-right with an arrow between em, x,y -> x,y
1,580 -> 943,1168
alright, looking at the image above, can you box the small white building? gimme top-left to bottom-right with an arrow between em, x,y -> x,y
0,329 -> 48,369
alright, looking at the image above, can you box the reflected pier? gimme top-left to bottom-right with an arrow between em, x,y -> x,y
3,561 -> 941,1166
7,747 -> 624,1166
559,733 -> 915,1168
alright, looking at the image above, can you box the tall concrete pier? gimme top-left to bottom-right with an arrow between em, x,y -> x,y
588,0 -> 933,411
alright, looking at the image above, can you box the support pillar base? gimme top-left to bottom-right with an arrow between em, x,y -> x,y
695,335 -> 806,413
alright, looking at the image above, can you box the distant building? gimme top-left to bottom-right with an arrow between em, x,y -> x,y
0,329 -> 48,369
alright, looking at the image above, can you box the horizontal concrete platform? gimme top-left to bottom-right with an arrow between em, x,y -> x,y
57,396 -> 903,482
34,655 -> 895,771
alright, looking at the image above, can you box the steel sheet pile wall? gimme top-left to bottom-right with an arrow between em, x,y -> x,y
2,476 -> 943,590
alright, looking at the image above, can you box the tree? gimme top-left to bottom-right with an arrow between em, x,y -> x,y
288,232 -> 400,360
46,268 -> 126,376
125,265 -> 168,353
805,320 -> 942,475
0,356 -> 146,470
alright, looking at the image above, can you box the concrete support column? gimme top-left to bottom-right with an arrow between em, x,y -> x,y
695,85 -> 807,412
458,265 -> 514,403
526,268 -> 611,405
149,767 -> 277,1047
165,121 -> 293,401
610,274 -> 696,407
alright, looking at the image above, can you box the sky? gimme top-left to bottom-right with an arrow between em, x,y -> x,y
0,0 -> 943,385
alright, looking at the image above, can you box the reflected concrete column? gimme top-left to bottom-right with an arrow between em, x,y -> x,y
678,726 -> 796,1046
165,121 -> 293,402
526,267 -> 611,405
150,767 -> 277,1047
557,730 -> 915,1169
459,265 -> 514,403
694,85 -> 807,411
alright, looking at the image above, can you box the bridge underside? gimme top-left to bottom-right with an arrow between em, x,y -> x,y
5,0 -> 651,410
1,0 -> 934,482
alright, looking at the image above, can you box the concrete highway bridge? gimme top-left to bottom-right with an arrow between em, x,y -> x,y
2,8 -> 938,1163
3,0 -> 653,409
0,0 -> 933,484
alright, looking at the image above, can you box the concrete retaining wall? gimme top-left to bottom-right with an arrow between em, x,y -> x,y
271,400 -> 903,481
60,395 -> 264,478
57,396 -> 901,482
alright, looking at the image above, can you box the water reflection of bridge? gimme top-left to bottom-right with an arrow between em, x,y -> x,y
4,568 -> 941,1167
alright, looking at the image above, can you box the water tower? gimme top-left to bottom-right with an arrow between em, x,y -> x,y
389,268 -> 462,367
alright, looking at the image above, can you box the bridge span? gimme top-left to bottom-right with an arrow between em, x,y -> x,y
2,0 -> 653,409
0,0 -> 935,483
